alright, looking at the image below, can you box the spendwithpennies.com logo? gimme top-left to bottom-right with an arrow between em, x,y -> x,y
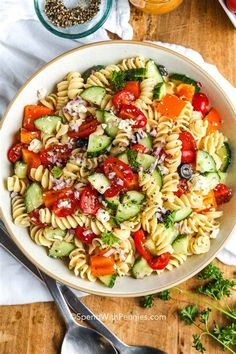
73,313 -> 167,321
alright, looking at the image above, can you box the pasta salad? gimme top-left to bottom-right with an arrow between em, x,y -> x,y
6,57 -> 232,288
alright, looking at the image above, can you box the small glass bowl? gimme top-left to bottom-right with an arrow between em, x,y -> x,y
34,0 -> 112,39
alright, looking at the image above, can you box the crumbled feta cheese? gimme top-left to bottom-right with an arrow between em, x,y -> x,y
37,88 -> 47,100
118,119 -> 135,132
188,173 -> 219,195
210,229 -> 220,239
11,192 -> 18,198
159,166 -> 169,175
96,208 -> 110,223
69,117 -> 85,132
74,190 -> 80,199
28,139 -> 43,153
57,200 -> 71,209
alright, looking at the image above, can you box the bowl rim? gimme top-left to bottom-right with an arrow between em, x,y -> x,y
1,40 -> 236,297
34,0 -> 113,39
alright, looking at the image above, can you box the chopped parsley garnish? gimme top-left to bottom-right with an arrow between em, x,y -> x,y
157,290 -> 171,301
100,231 -> 120,246
111,68 -> 147,92
197,263 -> 223,280
163,210 -> 176,228
51,166 -> 63,178
179,304 -> 199,325
140,295 -> 155,308
127,149 -> 140,171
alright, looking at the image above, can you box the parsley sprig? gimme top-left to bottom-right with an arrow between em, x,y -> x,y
100,231 -> 119,246
139,263 -> 236,353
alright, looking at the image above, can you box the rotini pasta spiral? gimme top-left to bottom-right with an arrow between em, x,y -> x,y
67,72 -> 84,99
161,172 -> 179,201
188,234 -> 210,254
139,171 -> 163,206
164,192 -> 203,210
134,78 -> 156,111
40,93 -> 57,110
153,116 -> 173,147
39,209 -> 83,230
30,225 -> 53,247
11,196 -> 30,227
30,165 -> 53,190
7,176 -> 28,195
118,56 -> 146,70
85,64 -> 120,90
69,239 -> 96,281
164,132 -> 182,173
149,223 -> 174,255
166,253 -> 187,270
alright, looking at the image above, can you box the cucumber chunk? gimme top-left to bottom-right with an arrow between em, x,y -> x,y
196,150 -> 216,173
95,109 -> 105,123
87,134 -> 112,157
24,182 -> 43,213
34,115 -> 62,134
88,173 -> 110,194
116,203 -> 141,223
122,191 -> 145,205
217,142 -> 231,172
139,133 -> 153,149
105,196 -> 120,210
218,171 -> 227,184
98,274 -> 117,288
173,207 -> 192,222
117,152 -> 129,164
136,153 -> 156,171
80,86 -> 106,106
103,111 -> 120,138
49,241 -> 75,258
82,65 -> 105,81
203,172 -> 220,187
14,161 -> 28,179
153,82 -> 166,100
172,234 -> 189,255
153,168 -> 163,189
145,60 -> 163,84
44,227 -> 66,240
131,257 -> 153,279
169,73 -> 200,93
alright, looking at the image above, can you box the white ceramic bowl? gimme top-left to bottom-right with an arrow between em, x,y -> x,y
1,41 -> 236,297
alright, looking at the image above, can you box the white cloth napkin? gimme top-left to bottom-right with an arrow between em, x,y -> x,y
0,1 -> 235,305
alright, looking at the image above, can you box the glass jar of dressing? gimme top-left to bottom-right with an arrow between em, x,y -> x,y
129,0 -> 183,14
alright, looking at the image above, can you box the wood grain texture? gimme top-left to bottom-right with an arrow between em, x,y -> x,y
0,1 -> 236,353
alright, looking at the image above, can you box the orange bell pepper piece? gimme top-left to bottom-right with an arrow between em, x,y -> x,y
203,108 -> 222,134
195,190 -> 217,212
23,105 -> 54,131
127,174 -> 139,190
20,128 -> 41,144
91,255 -> 115,276
22,148 -> 41,169
156,94 -> 186,119
176,83 -> 195,102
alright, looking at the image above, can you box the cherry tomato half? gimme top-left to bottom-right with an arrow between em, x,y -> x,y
75,226 -> 96,244
8,143 -> 25,163
79,186 -> 101,215
68,117 -> 98,138
112,90 -> 136,111
124,81 -> 141,99
53,194 -> 78,217
40,144 -> 72,167
226,0 -> 236,12
119,104 -> 147,128
131,144 -> 147,153
104,157 -> 134,189
104,185 -> 123,198
192,93 -> 209,115
213,184 -> 232,205
179,132 -> 197,163
148,252 -> 170,270
29,209 -> 47,227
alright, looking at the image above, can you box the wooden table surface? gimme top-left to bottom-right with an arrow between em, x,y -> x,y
0,1 -> 235,353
